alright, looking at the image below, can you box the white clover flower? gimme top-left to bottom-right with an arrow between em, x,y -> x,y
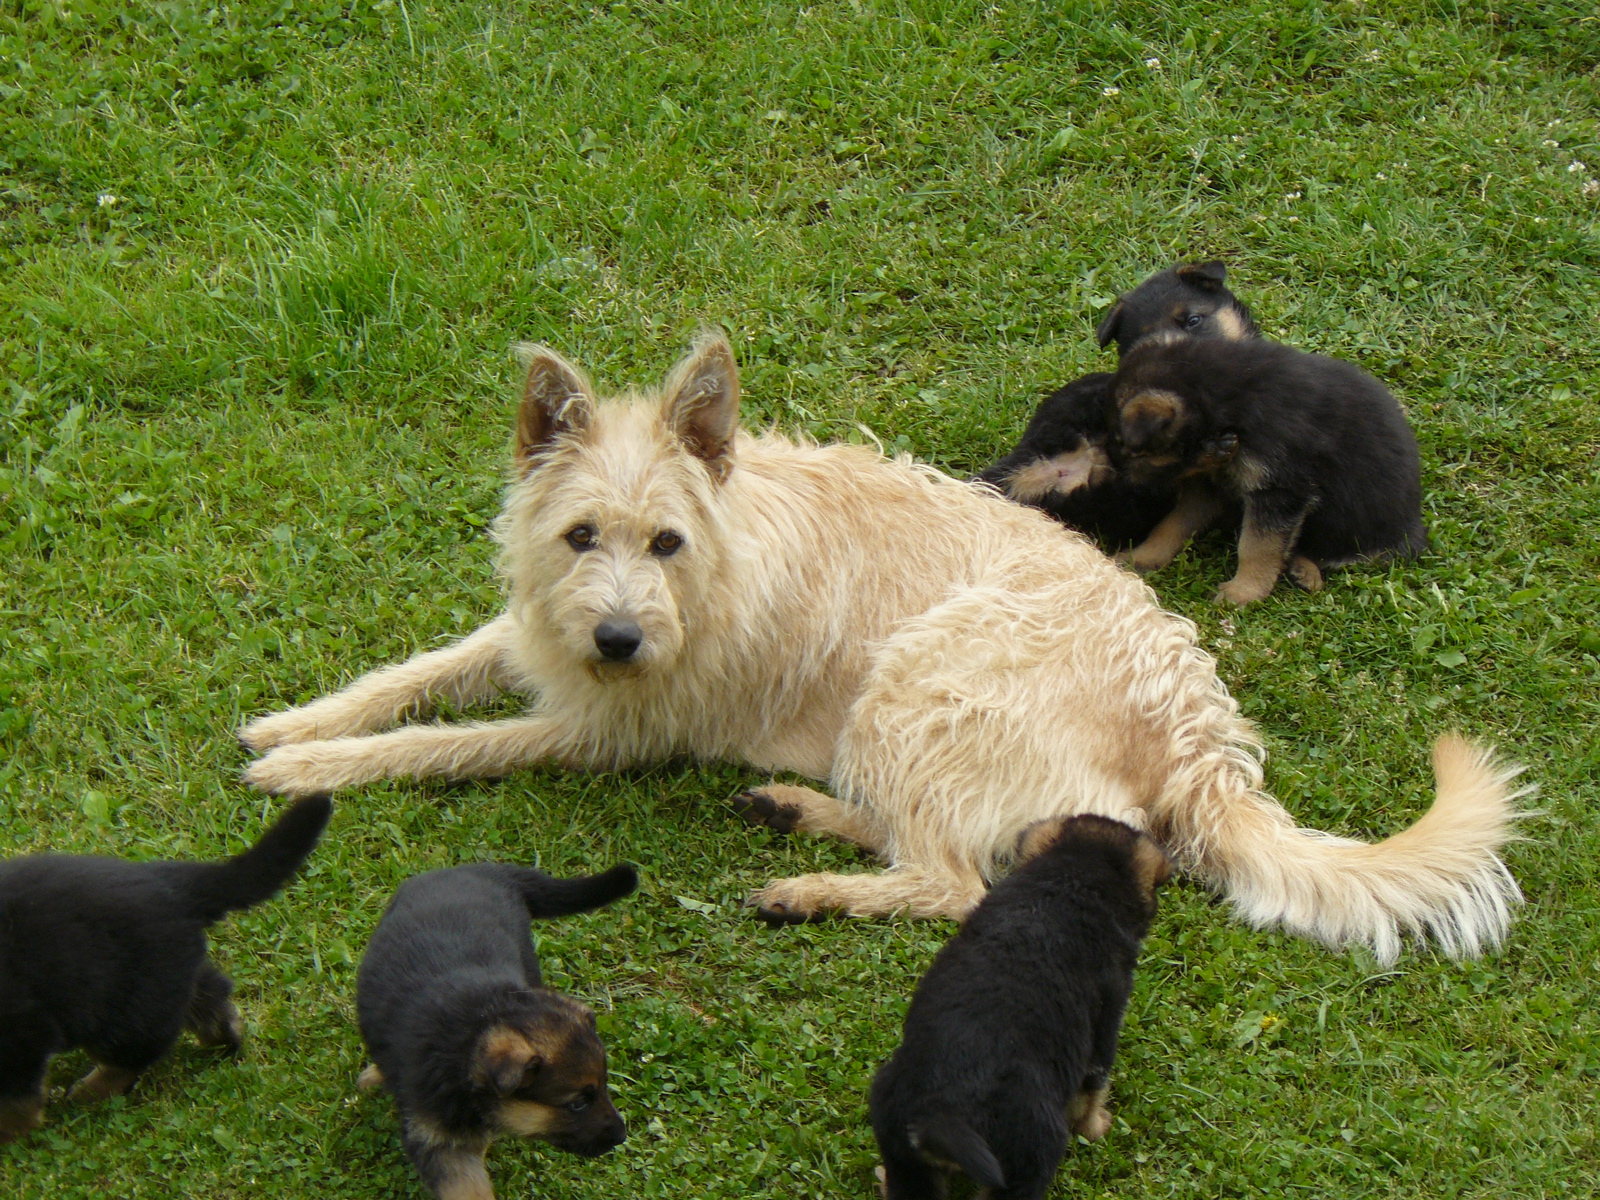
1375,172 -> 1387,180
1363,49 -> 1382,62
1102,86 -> 1120,96
97,193 -> 119,207
1543,139 -> 1560,147
1284,191 -> 1302,202
1568,161 -> 1586,173
1585,179 -> 1600,197
1144,57 -> 1161,69
1231,134 -> 1244,142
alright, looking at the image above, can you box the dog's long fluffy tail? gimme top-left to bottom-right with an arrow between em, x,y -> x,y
910,1115 -> 1005,1189
162,796 -> 333,924
508,862 -> 639,919
1174,736 -> 1527,964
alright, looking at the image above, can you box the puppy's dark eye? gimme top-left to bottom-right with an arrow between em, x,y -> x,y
566,525 -> 597,551
649,530 -> 683,557
566,1095 -> 594,1112
1183,312 -> 1205,329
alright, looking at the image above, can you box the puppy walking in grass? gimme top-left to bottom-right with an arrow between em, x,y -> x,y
871,815 -> 1169,1200
242,332 -> 1523,962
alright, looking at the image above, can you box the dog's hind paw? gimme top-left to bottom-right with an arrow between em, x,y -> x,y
1287,555 -> 1324,592
731,790 -> 802,835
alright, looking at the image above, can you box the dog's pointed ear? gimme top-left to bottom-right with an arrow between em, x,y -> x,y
660,329 -> 740,483
1175,261 -> 1227,290
1118,390 -> 1184,452
474,1027 -> 544,1095
1095,299 -> 1126,349
1015,816 -> 1072,864
514,344 -> 597,473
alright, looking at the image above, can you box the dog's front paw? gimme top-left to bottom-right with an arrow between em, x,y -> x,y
1075,1105 -> 1113,1142
744,880 -> 830,927
243,742 -> 357,796
239,708 -> 328,753
1214,576 -> 1275,606
1116,547 -> 1167,576
1286,555 -> 1324,592
731,789 -> 801,835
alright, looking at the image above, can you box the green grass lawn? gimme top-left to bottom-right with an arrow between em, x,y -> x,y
3,1 -> 1598,1196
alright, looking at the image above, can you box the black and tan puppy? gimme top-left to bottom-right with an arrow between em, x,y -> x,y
980,262 -> 1256,546
870,815 -> 1169,1200
356,861 -> 637,1200
0,796 -> 331,1143
1112,335 -> 1429,604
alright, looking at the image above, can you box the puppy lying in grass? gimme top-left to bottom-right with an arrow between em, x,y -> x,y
979,262 -> 1257,547
1112,334 -> 1429,605
356,861 -> 636,1200
0,796 -> 330,1144
870,815 -> 1168,1200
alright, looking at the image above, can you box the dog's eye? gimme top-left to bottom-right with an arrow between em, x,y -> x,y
649,530 -> 683,557
1183,312 -> 1205,329
565,525 -> 597,551
566,1095 -> 594,1112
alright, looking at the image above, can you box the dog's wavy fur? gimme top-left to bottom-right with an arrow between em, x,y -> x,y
241,332 -> 1526,963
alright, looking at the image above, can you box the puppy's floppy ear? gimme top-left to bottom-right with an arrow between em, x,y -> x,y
1118,389 -> 1185,452
1095,299 -> 1126,349
1015,816 -> 1072,864
1175,261 -> 1227,290
474,1027 -> 544,1095
660,329 -> 740,483
514,344 -> 597,473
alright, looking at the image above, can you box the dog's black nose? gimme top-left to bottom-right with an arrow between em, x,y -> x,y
593,620 -> 643,662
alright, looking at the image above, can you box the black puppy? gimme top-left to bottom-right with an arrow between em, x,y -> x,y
870,815 -> 1169,1200
980,262 -> 1256,547
356,861 -> 638,1200
1112,335 -> 1429,604
0,795 -> 331,1143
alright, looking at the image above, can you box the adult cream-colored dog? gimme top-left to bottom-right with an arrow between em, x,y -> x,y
242,332 -> 1523,963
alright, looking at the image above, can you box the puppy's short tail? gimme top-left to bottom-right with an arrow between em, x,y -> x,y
910,1114 -> 1004,1189
509,862 -> 639,920
162,796 -> 333,924
1178,736 -> 1528,964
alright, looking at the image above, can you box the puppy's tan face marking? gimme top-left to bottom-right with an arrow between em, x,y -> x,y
1002,446 -> 1113,503
498,1099 -> 563,1137
1213,305 -> 1249,340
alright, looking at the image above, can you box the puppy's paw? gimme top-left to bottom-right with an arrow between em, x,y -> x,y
1214,576 -> 1274,606
1075,1105 -> 1113,1143
192,1001 -> 244,1054
1287,555 -> 1324,592
67,1065 -> 139,1105
1116,547 -> 1169,576
357,1064 -> 386,1092
730,790 -> 801,835
243,742 -> 359,796
239,708 -> 329,752
0,1098 -> 45,1145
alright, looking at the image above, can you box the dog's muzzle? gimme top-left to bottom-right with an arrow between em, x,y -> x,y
593,619 -> 643,663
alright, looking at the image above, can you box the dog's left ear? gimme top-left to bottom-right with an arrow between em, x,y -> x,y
1118,389 -> 1184,452
661,330 -> 740,483
1095,299 -> 1126,349
514,345 -> 598,473
1131,835 -> 1174,897
1175,261 -> 1228,290
474,1027 -> 545,1095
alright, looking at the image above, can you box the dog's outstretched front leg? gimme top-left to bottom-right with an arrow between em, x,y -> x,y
751,865 -> 986,925
239,614 -> 520,752
731,784 -> 888,854
1118,483 -> 1224,575
244,716 -> 575,796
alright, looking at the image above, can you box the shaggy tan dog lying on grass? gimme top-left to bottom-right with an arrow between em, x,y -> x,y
241,332 -> 1523,963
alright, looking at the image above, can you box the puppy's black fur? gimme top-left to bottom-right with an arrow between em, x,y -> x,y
870,815 -> 1169,1200
1112,335 -> 1428,604
356,861 -> 637,1200
0,796 -> 331,1142
980,262 -> 1256,547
